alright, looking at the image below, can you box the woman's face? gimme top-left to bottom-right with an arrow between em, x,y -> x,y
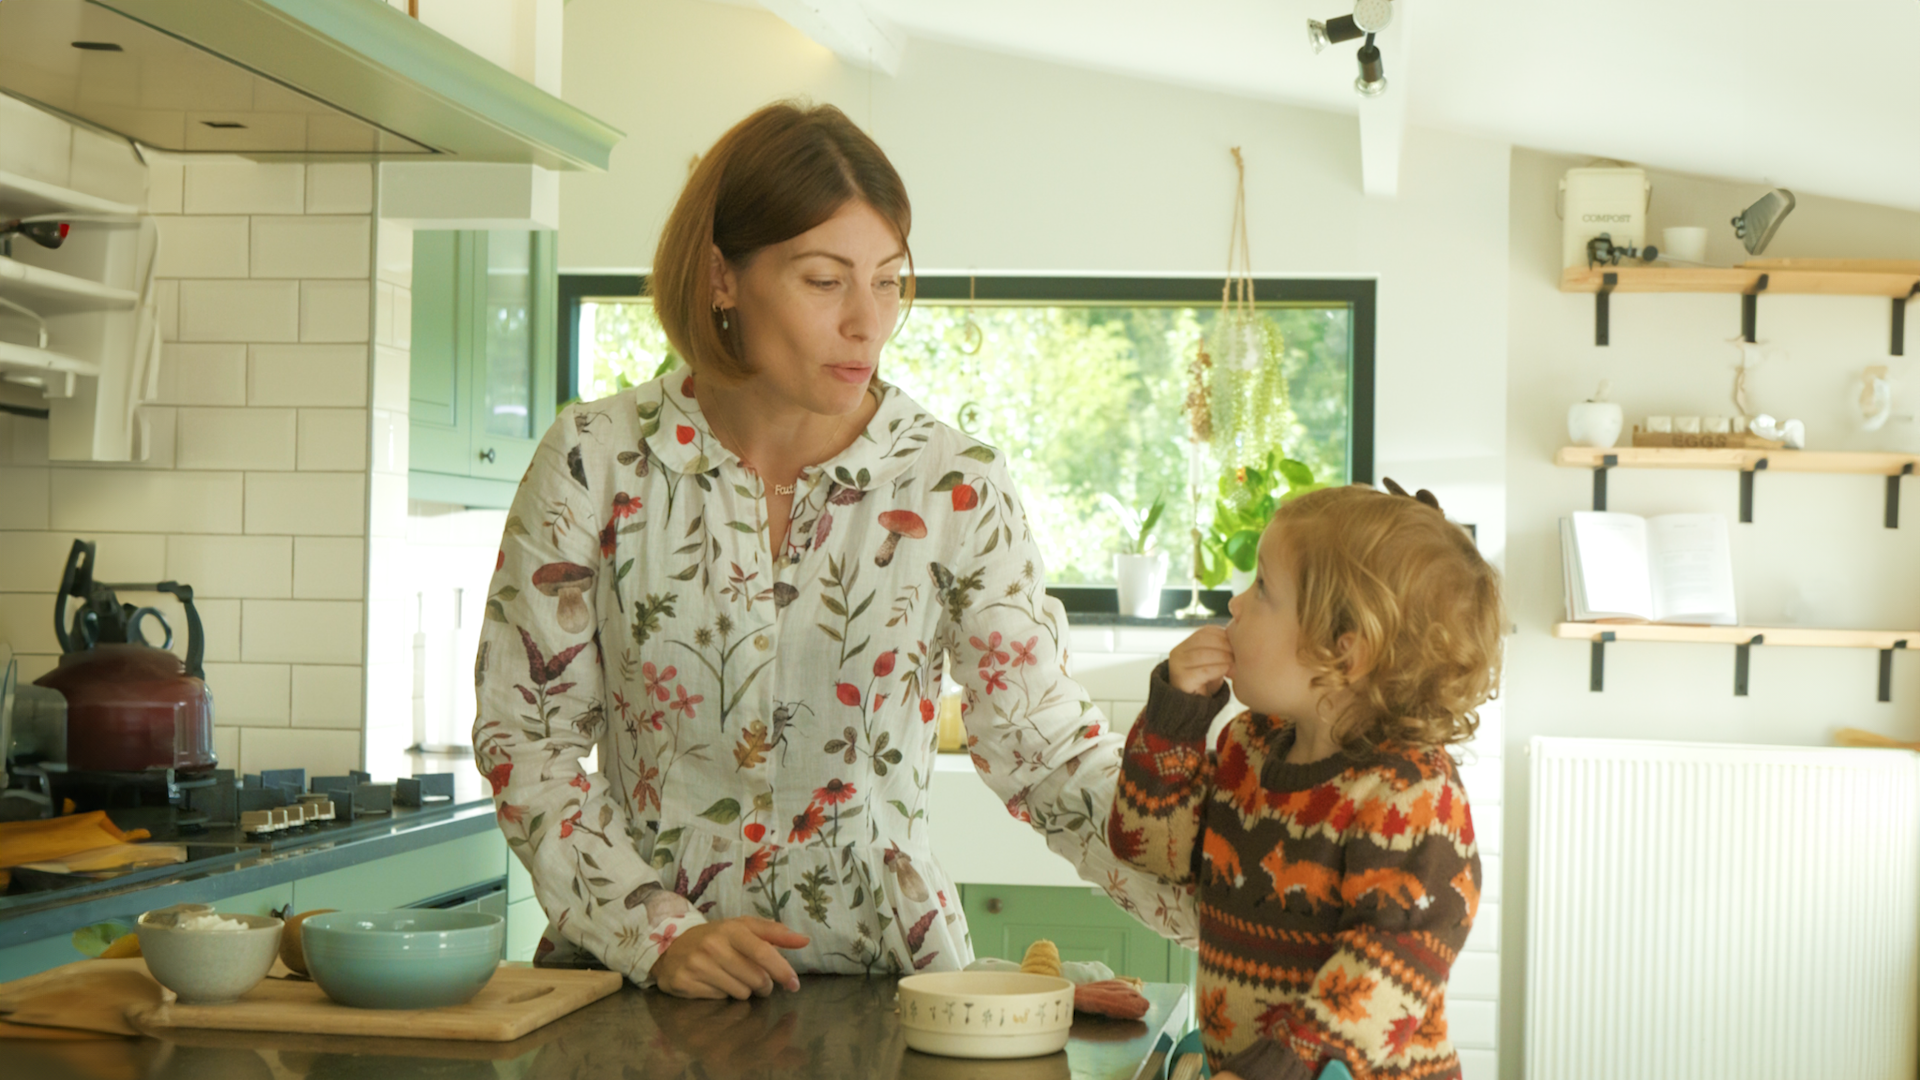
712,199 -> 906,416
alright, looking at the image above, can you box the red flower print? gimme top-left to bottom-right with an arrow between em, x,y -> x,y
788,803 -> 825,843
919,698 -> 935,724
642,662 -> 677,702
558,810 -> 583,839
1005,789 -> 1031,823
681,374 -> 696,398
569,773 -> 591,792
873,649 -> 897,678
937,890 -> 947,909
613,690 -> 633,723
495,550 -> 505,572
486,762 -> 512,795
742,844 -> 776,883
610,492 -> 640,519
1083,724 -> 1102,739
599,518 -> 618,560
517,628 -> 590,686
836,682 -> 861,707
669,684 -> 703,719
814,779 -> 856,805
1009,636 -> 1038,668
743,822 -> 767,843
645,709 -> 666,732
951,483 -> 979,511
982,668 -> 1009,694
650,925 -> 681,953
497,802 -> 527,825
970,631 -> 1009,668
676,424 -> 696,444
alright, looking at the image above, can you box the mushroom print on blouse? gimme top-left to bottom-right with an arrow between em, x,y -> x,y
473,372 -> 1200,985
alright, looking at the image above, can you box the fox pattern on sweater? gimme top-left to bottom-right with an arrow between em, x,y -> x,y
1108,665 -> 1480,1080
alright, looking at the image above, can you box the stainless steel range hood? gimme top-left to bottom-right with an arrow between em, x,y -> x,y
0,0 -> 622,170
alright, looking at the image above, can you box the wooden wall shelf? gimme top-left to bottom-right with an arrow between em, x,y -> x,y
1560,264 -> 1920,350
1556,446 -> 1918,526
1556,622 -> 1915,699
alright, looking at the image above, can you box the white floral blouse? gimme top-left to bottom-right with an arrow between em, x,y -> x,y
473,371 -> 1197,985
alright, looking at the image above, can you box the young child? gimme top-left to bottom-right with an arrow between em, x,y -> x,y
1109,482 -> 1502,1080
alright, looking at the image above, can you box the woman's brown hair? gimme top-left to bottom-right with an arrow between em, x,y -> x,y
1272,484 -> 1506,752
650,101 -> 913,379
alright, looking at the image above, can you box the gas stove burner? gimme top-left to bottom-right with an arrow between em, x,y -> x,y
43,765 -> 223,834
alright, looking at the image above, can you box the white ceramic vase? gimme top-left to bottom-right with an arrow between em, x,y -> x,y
1567,401 -> 1624,448
1114,553 -> 1167,618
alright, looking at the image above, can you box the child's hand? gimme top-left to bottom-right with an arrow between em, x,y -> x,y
1169,626 -> 1233,697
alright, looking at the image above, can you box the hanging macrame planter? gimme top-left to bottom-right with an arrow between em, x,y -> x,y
1207,147 -> 1291,473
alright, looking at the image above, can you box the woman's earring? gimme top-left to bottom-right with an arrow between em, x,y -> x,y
721,309 -> 730,331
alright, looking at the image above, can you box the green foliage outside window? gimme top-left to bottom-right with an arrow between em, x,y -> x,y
577,299 -> 1352,585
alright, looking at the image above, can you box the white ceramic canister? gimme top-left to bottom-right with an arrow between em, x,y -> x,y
1561,167 -> 1651,270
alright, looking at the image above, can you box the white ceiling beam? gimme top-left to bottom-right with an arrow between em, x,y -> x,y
1356,1 -> 1414,198
755,0 -> 905,75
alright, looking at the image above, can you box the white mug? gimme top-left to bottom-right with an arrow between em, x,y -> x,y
1663,226 -> 1708,263
1675,416 -> 1702,434
1704,416 -> 1731,434
1646,415 -> 1672,433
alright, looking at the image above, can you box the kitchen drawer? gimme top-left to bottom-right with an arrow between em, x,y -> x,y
292,829 -> 506,912
960,883 -> 1187,984
505,895 -> 544,963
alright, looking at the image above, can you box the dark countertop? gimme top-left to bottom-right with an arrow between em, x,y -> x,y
9,974 -> 1192,1080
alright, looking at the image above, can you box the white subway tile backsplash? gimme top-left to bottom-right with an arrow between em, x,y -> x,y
201,662 -> 290,725
179,280 -> 300,343
252,216 -> 371,279
292,664 -> 363,728
376,219 -> 413,288
213,726 -> 239,772
0,592 -> 60,653
239,727 -> 361,776
1475,803 -> 1502,857
369,409 -> 407,474
1458,1049 -> 1496,1080
68,128 -> 147,208
1450,950 -> 1501,1000
294,537 -> 365,600
1448,998 -> 1498,1050
156,344 -> 248,406
250,345 -> 368,408
1066,626 -> 1114,656
368,472 -> 407,540
192,597 -> 241,663
165,535 -> 292,599
0,95 -> 72,186
245,473 -> 365,536
1112,627 -> 1192,654
1463,900 -> 1500,954
1482,852 -> 1502,903
391,285 -> 411,348
372,345 -> 408,412
146,155 -> 184,215
297,409 -> 368,472
157,279 -> 179,343
51,470 -> 244,534
1,414 -> 49,465
306,164 -> 373,215
241,599 -> 363,664
0,531 -> 166,593
299,281 -> 370,343
131,407 -> 178,471
365,596 -> 411,659
375,283 -> 395,347
176,407 -> 297,471
155,216 -> 249,278
183,161 -> 304,215
1458,756 -> 1502,808
0,467 -> 52,529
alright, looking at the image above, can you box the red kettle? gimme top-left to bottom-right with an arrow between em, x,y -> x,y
33,540 -> 216,774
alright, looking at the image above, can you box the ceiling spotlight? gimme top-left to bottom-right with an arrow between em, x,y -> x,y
1354,39 -> 1387,96
1308,15 -> 1362,53
1309,1 -> 1394,97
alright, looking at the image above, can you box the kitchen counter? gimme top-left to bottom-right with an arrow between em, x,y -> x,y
8,973 -> 1192,1080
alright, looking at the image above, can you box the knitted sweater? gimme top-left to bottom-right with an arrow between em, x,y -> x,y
1108,664 -> 1480,1080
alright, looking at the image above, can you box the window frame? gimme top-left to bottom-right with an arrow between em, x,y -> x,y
556,273 -> 1377,620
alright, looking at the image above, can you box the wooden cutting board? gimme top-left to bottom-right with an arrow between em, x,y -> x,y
130,965 -> 623,1042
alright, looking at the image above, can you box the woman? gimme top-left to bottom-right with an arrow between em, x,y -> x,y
474,101 -> 1194,998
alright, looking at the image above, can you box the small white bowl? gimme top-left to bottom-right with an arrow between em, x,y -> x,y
136,910 -> 283,1005
897,970 -> 1076,1059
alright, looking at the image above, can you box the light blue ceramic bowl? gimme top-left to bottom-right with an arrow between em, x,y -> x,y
300,910 -> 504,1009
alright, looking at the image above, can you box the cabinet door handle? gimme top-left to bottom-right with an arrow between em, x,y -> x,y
984,898 -> 1002,915
479,448 -> 496,463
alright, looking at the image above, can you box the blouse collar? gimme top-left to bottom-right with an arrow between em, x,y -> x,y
637,368 -> 936,492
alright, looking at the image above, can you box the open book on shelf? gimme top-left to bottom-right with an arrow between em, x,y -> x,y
1561,511 -> 1737,625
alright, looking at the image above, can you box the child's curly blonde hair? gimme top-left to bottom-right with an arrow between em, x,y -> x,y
1271,484 -> 1505,752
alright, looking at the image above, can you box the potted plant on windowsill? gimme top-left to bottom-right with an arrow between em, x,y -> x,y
1101,493 -> 1167,619
1198,452 -> 1323,597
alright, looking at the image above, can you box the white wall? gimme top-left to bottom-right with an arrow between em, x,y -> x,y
1501,146 -> 1920,1079
560,2 -> 1509,1073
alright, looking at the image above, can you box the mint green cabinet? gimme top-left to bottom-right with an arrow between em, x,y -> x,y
410,229 -> 558,508
959,883 -> 1197,985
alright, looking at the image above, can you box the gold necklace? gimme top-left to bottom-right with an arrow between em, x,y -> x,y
704,396 -> 862,496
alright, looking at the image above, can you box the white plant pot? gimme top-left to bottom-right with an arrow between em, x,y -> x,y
1228,566 -> 1256,595
1114,553 -> 1167,619
1567,401 -> 1624,448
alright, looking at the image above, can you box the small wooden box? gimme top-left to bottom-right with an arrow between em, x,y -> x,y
1629,428 -> 1786,450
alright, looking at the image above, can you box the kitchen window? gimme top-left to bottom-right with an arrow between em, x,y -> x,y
558,275 -> 1374,592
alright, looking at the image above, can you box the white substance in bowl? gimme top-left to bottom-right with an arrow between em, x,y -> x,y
176,912 -> 251,932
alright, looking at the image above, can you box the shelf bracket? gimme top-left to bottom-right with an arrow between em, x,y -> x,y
1734,633 -> 1764,697
1742,273 -> 1769,344
1595,272 -> 1618,347
1894,283 -> 1919,357
1739,457 -> 1768,524
1881,640 -> 1909,703
1888,463 -> 1914,529
1592,453 -> 1618,511
1590,630 -> 1616,693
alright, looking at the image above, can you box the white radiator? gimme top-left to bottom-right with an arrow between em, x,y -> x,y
1527,737 -> 1920,1080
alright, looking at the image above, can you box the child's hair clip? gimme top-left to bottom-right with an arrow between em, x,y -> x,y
1380,476 -> 1443,513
